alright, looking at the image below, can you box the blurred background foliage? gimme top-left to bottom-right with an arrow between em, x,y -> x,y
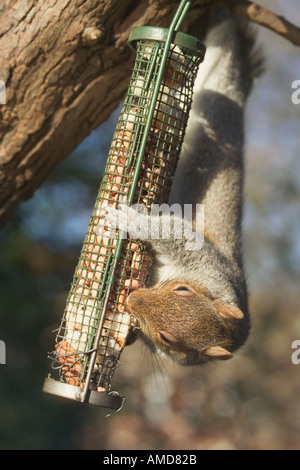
0,0 -> 300,450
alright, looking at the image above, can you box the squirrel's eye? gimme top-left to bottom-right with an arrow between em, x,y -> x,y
173,285 -> 194,296
158,330 -> 177,345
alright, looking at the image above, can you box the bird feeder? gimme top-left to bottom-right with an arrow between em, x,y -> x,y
43,0 -> 206,410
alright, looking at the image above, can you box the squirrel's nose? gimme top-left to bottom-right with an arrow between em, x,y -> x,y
127,289 -> 145,308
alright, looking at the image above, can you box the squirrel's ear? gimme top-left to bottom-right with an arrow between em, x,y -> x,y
214,300 -> 244,320
205,346 -> 233,360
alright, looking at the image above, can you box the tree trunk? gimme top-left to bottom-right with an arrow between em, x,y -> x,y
0,0 -> 209,227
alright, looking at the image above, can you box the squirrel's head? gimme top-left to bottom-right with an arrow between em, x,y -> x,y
127,279 -> 249,365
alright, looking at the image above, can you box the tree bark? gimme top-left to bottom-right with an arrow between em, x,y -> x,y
0,0 -> 211,227
0,0 -> 299,227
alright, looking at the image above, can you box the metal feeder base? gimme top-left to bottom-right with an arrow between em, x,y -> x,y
43,377 -> 124,410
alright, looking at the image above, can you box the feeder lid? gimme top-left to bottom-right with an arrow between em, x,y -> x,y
129,26 -> 206,57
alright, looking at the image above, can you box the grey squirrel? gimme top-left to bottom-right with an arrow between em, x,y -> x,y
106,11 -> 263,365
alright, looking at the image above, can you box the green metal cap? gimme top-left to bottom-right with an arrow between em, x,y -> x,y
129,26 -> 206,59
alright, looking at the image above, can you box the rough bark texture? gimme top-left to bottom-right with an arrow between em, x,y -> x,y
0,0 -> 210,227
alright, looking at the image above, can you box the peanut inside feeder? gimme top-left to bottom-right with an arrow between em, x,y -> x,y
43,22 -> 205,410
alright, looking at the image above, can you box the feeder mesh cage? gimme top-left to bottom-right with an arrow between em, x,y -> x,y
44,25 -> 205,408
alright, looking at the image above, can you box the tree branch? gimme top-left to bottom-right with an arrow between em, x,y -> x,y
216,0 -> 300,46
0,0 -> 194,228
0,0 -> 299,228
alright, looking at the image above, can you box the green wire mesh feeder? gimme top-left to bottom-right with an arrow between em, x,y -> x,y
43,0 -> 206,410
